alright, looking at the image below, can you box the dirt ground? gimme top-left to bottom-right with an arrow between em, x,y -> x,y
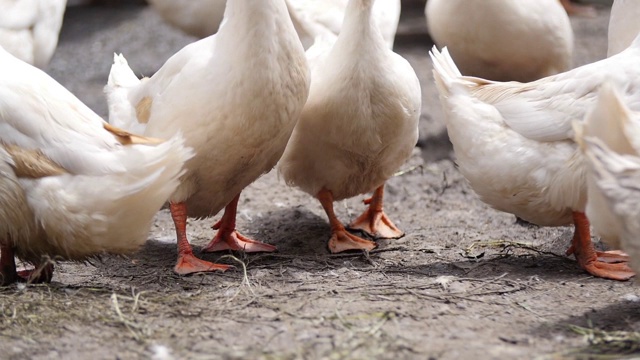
3,1 -> 640,360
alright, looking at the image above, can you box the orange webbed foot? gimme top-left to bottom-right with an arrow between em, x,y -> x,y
174,253 -> 231,275
568,246 -> 635,280
202,230 -> 277,253
328,229 -> 377,253
202,194 -> 277,254
348,208 -> 404,239
348,185 -> 404,239
581,260 -> 635,281
567,212 -> 636,281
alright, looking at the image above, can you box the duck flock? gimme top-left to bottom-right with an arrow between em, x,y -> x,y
0,0 -> 639,287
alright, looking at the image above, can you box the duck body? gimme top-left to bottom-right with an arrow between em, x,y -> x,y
0,0 -> 67,68
426,0 -> 573,82
106,0 -> 310,274
147,0 -> 226,38
578,84 -> 640,272
0,47 -> 191,284
431,37 -> 640,228
279,0 -> 420,253
430,34 -> 640,280
281,21 -> 418,201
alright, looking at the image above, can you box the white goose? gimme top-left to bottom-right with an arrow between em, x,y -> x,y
0,47 -> 191,285
426,0 -> 573,82
577,84 -> 640,274
278,0 -> 420,253
0,0 -> 67,68
105,0 -> 310,274
429,28 -> 640,280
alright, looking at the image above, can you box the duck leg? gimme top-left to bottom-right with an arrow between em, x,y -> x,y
559,0 -> 596,17
170,202 -> 231,275
566,212 -> 634,280
201,194 -> 276,253
318,188 -> 377,253
348,184 -> 404,239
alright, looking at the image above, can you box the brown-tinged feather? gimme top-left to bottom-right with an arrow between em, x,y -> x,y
3,144 -> 67,178
135,96 -> 153,124
103,123 -> 164,145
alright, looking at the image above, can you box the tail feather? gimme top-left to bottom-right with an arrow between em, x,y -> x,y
17,134 -> 193,260
105,53 -> 147,134
429,46 -> 464,97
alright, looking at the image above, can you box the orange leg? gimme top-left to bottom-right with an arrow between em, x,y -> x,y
348,184 -> 404,239
566,212 -> 634,281
317,188 -> 376,253
201,194 -> 276,253
559,0 -> 596,17
170,202 -> 231,275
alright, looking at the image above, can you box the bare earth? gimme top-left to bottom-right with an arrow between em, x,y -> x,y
3,2 -> 640,360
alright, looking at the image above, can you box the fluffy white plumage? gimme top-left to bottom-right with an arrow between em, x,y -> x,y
429,32 -> 640,228
106,0 -> 310,219
0,46 -> 191,267
280,0 -> 419,200
105,0 -> 309,273
426,0 -> 573,82
278,0 -> 419,252
0,0 -> 66,68
577,84 -> 640,273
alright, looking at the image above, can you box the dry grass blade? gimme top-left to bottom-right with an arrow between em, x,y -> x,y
110,293 -> 147,342
393,164 -> 424,177
560,325 -> 640,359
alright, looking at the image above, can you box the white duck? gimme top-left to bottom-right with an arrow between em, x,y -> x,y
105,0 -> 310,274
429,29 -> 640,280
0,46 -> 191,285
147,0 -> 227,38
0,0 -> 67,69
278,0 -> 420,253
577,83 -> 640,274
426,0 -> 574,82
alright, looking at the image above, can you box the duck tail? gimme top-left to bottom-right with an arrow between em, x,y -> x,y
22,134 -> 193,260
104,53 -> 147,134
429,46 -> 463,96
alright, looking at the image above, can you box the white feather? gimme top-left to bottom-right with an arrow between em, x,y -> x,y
0,0 -> 66,68
429,29 -> 640,227
279,0 -> 420,200
0,46 -> 192,262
